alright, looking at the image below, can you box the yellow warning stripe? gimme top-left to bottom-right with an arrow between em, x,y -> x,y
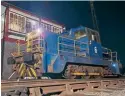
19,66 -> 26,77
18,63 -> 24,73
27,68 -> 32,77
30,67 -> 37,78
72,73 -> 100,76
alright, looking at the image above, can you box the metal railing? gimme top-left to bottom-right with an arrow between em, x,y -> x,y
27,36 -> 45,53
12,36 -> 45,56
58,36 -> 88,57
111,52 -> 118,61
102,47 -> 118,61
102,47 -> 112,54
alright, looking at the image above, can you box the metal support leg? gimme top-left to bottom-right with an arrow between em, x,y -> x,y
8,71 -> 16,79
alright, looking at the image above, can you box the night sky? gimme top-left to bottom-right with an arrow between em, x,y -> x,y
6,1 -> 125,71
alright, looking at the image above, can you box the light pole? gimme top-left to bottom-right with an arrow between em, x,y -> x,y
1,7 -> 7,79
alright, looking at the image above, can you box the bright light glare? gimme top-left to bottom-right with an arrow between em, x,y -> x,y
113,64 -> 116,67
37,28 -> 40,33
31,20 -> 36,25
27,33 -> 30,36
37,28 -> 43,34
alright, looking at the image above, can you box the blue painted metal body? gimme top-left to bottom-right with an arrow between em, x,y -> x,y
109,62 -> 120,74
39,26 -> 121,75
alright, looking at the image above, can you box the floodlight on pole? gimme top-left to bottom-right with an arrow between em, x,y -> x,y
37,28 -> 44,34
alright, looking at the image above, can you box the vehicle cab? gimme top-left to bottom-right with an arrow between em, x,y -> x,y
61,26 -> 102,59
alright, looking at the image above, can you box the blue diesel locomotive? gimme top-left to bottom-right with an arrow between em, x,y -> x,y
7,26 -> 123,79
2,2 -> 123,79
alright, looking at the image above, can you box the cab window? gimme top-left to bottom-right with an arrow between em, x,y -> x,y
91,31 -> 100,43
87,28 -> 100,43
75,29 -> 86,39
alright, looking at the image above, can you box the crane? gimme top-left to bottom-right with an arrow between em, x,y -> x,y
90,1 -> 99,32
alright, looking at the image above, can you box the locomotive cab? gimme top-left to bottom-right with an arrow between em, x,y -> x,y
70,26 -> 102,59
87,28 -> 102,59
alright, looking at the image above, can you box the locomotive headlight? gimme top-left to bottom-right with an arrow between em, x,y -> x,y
112,64 -> 116,67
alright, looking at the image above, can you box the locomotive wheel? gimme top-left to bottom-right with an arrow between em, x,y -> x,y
94,75 -> 101,79
84,76 -> 90,79
63,69 -> 76,79
63,65 -> 77,79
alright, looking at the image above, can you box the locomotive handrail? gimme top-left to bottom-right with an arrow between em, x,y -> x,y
75,40 -> 88,45
58,36 -> 88,47
58,36 -> 75,41
58,36 -> 88,57
102,47 -> 118,61
102,47 -> 112,61
58,43 -> 74,47
58,36 -> 88,45
58,43 -> 87,50
58,42 -> 87,50
58,50 -> 77,54
102,47 -> 112,53
111,51 -> 118,61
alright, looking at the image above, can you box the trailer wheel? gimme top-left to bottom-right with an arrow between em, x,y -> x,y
7,57 -> 15,65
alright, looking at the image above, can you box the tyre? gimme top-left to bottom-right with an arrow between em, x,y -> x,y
7,57 -> 15,65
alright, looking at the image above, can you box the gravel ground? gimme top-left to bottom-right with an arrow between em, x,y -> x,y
2,88 -> 125,96
74,87 -> 125,96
